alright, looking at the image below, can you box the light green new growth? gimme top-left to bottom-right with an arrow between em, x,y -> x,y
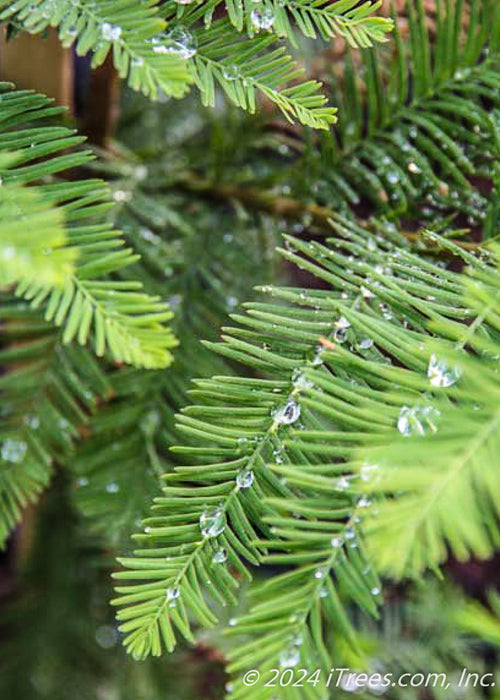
0,83 -> 176,369
0,176 -> 75,287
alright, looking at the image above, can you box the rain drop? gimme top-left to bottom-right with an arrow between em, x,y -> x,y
292,369 -> 314,391
359,337 -> 374,351
101,22 -> 122,41
397,405 -> 440,437
273,399 -> 301,425
335,475 -> 350,490
278,646 -> 301,668
199,507 -> 225,537
427,353 -> 462,388
251,5 -> 275,29
212,548 -> 227,564
150,28 -> 197,59
222,65 -> 241,81
166,587 -> 180,607
360,462 -> 380,483
236,469 -> 254,489
1,438 -> 27,463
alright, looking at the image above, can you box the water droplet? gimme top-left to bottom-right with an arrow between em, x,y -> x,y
200,507 -> 225,538
331,536 -> 342,548
95,625 -> 119,649
379,302 -> 393,320
314,569 -> 324,579
106,482 -> 120,494
212,547 -> 227,564
340,673 -> 360,692
360,462 -> 380,483
319,586 -> 328,598
251,5 -> 275,29
427,353 -> 462,388
292,369 -> 314,390
335,476 -> 350,490
273,399 -> 301,425
1,438 -> 27,463
113,189 -> 131,202
397,405 -> 441,437
228,617 -> 238,626
345,528 -> 355,540
359,337 -> 374,351
236,469 -> 254,489
336,316 -> 351,330
357,496 -> 371,508
278,646 -> 300,668
101,22 -> 122,41
77,477 -> 88,488
408,162 -> 421,174
25,414 -> 40,429
134,165 -> 147,180
311,347 -> 324,365
387,171 -> 399,184
334,327 -> 348,343
166,587 -> 180,607
63,25 -> 77,40
150,28 -> 197,59
371,587 -> 381,596
131,56 -> 144,67
222,65 -> 241,81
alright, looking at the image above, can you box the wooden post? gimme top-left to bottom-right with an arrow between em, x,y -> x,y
0,27 -> 73,112
0,28 -> 120,147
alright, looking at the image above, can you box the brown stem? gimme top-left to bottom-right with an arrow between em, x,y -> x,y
178,172 -> 481,253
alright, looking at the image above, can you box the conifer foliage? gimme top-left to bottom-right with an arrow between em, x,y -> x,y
2,1 -> 500,699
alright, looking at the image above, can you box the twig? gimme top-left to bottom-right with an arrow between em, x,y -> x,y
178,173 -> 482,253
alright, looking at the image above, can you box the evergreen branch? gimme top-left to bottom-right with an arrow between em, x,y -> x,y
0,176 -> 75,288
267,0 -> 392,47
186,16 -> 337,129
114,212 -> 495,687
0,429 -> 52,546
0,297 -> 113,546
174,0 -> 392,49
0,0 -> 192,99
0,0 -> 389,128
225,507 -> 379,699
69,154 -> 277,544
360,245 -> 500,578
0,83 -> 176,369
177,171 -> 482,251
455,591 -> 500,649
272,0 -> 500,222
